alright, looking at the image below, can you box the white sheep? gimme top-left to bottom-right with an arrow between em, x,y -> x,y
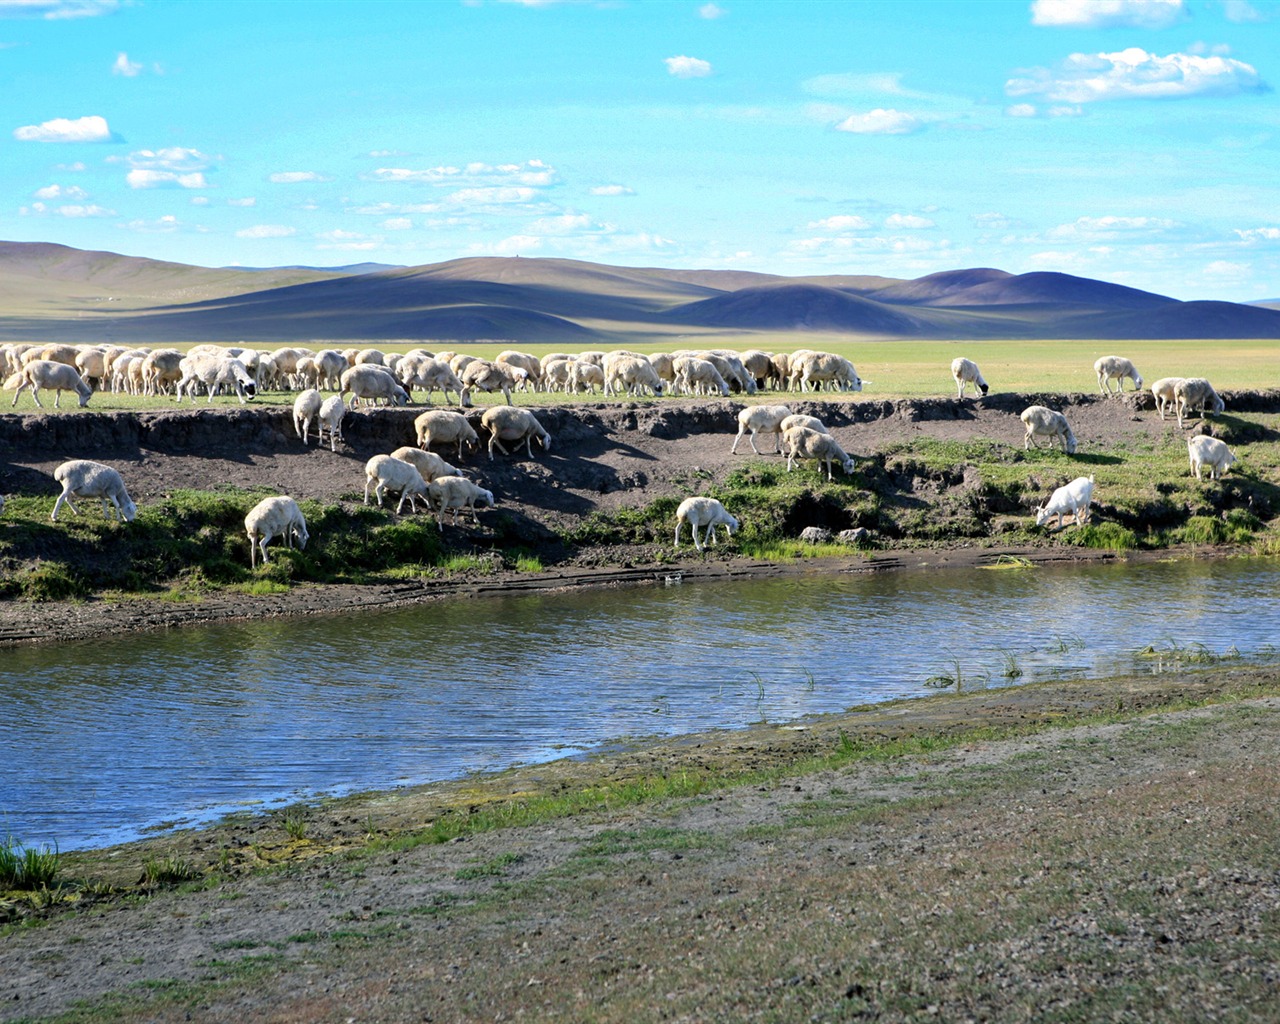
363,454 -> 429,514
177,354 -> 257,404
701,351 -> 758,395
317,395 -> 346,452
1035,475 -> 1094,529
51,460 -> 137,523
293,388 -> 323,443
674,496 -> 738,551
388,446 -> 462,483
340,364 -> 408,409
1020,405 -> 1078,454
314,349 -> 349,391
244,495 -> 309,568
1187,435 -> 1237,481
398,356 -> 464,405
791,352 -> 862,393
427,474 -> 495,530
1149,377 -> 1185,421
778,413 -> 828,436
459,360 -> 516,407
141,349 -> 184,396
481,406 -> 552,460
605,355 -> 665,398
731,405 -> 793,455
1174,378 -> 1225,428
415,409 -> 480,459
1094,356 -> 1143,395
783,426 -> 857,481
9,360 -> 93,409
951,357 -> 989,399
673,356 -> 730,397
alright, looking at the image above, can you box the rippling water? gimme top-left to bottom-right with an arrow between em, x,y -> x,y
3,557 -> 1278,850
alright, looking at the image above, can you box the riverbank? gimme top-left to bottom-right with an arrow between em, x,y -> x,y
4,663 -> 1279,1022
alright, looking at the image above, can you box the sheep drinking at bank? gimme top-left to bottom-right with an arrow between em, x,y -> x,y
480,406 -> 551,460
1020,405 -> 1078,454
1094,356 -> 1143,395
1187,435 -> 1237,481
427,475 -> 495,530
674,496 -> 738,552
51,459 -> 137,523
1034,475 -> 1094,529
9,360 -> 93,409
730,405 -> 793,455
950,357 -> 989,399
783,426 -> 857,482
244,495 -> 309,568
363,454 -> 429,514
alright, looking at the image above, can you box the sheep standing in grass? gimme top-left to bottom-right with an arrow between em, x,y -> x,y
783,426 -> 857,481
459,360 -> 516,407
398,356 -> 464,405
1174,378 -> 1225,428
293,388 -> 323,443
340,364 -> 408,410
1035,475 -> 1094,529
731,405 -> 793,455
1188,435 -> 1237,481
177,355 -> 257,404
245,495 -> 309,568
317,395 -> 346,452
605,355 -> 665,398
51,460 -> 137,523
9,360 -> 93,408
674,497 -> 738,551
481,406 -> 552,460
951,357 -> 989,399
427,475 -> 495,530
1150,377 -> 1185,421
363,454 -> 429,513
1020,405 -> 1077,454
673,356 -> 730,397
415,409 -> 479,459
1094,356 -> 1143,395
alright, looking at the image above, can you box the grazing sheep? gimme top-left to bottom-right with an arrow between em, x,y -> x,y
9,360 -> 93,408
459,359 -> 516,407
363,454 -> 429,513
542,357 -> 572,392
951,357 -> 989,399
792,351 -> 862,393
51,459 -> 137,523
673,356 -> 730,398
317,394 -> 346,451
427,474 -> 495,530
1020,405 -> 1077,454
778,413 -> 828,436
605,355 -> 665,398
496,350 -> 542,390
415,409 -> 480,458
783,426 -> 857,481
568,360 -> 605,394
1035,475 -> 1094,529
481,406 -> 552,460
731,404 -> 793,455
314,349 -> 348,391
398,355 -> 464,405
353,349 -> 386,367
740,350 -> 773,390
141,349 -> 184,396
177,354 -> 258,404
674,496 -> 738,552
1094,355 -> 1143,395
1174,378 -> 1225,428
1188,435 -> 1237,481
293,388 -> 323,443
1150,377 -> 1185,421
388,446 -> 462,483
74,347 -> 109,390
340,364 -> 409,409
244,495 -> 309,568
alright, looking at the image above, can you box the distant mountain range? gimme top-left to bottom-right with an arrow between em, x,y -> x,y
1,240 -> 1277,344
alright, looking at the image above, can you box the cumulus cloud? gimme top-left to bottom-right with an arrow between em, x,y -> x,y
834,108 -> 922,134
1235,226 -> 1280,241
446,186 -> 538,205
124,215 -> 185,233
1006,103 -> 1039,117
228,197 -> 256,207
19,200 -> 115,217
115,147 -> 216,171
0,1 -> 120,19
269,171 -> 331,183
698,3 -> 725,17
349,201 -> 442,215
127,169 -> 209,189
885,213 -> 935,229
33,183 -> 88,200
382,217 -> 413,230
807,215 -> 872,231
13,114 -> 119,143
236,224 -> 296,238
1030,0 -> 1185,28
591,184 -> 634,196
1221,0 -> 1265,22
368,160 -> 555,187
1048,215 -> 1179,240
1007,48 -> 1267,103
664,55 -> 712,78
111,51 -> 140,76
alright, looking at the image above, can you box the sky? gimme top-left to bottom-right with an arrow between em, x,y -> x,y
3,0 -> 1279,301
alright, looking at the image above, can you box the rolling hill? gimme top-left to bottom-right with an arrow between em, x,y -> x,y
1,240 -> 1277,344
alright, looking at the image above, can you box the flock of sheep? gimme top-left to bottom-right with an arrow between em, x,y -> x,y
0,339 -> 1242,565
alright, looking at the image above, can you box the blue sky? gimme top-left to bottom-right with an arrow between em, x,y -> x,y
3,0 -> 1278,300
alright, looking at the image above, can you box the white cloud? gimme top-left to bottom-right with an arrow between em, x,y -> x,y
1049,104 -> 1085,117
381,217 -> 413,230
527,212 -> 616,236
1234,226 -> 1280,241
349,201 -> 441,215
54,161 -> 85,171
236,224 -> 296,238
834,108 -> 922,134
1007,48 -> 1267,103
19,200 -> 115,217
368,160 -> 555,187
972,212 -> 1015,229
1006,103 -> 1039,117
119,147 -> 215,171
124,215 -> 184,233
885,213 -> 935,229
13,114 -> 118,143
1221,0 -> 1265,22
446,186 -> 538,205
1049,215 -> 1179,238
784,235 -> 948,257
1202,259 -> 1251,279
111,51 -> 140,76
0,1 -> 120,19
228,197 -> 256,207
698,3 -> 725,17
269,171 -> 331,183
33,183 -> 88,200
1030,0 -> 1185,28
127,169 -> 209,189
591,184 -> 634,196
664,55 -> 712,78
807,215 -> 871,231
190,196 -> 210,206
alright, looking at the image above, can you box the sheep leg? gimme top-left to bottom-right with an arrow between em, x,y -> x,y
524,435 -> 534,458
730,428 -> 744,454
693,524 -> 704,552
674,519 -> 684,547
749,432 -> 762,456
50,491 -> 80,521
